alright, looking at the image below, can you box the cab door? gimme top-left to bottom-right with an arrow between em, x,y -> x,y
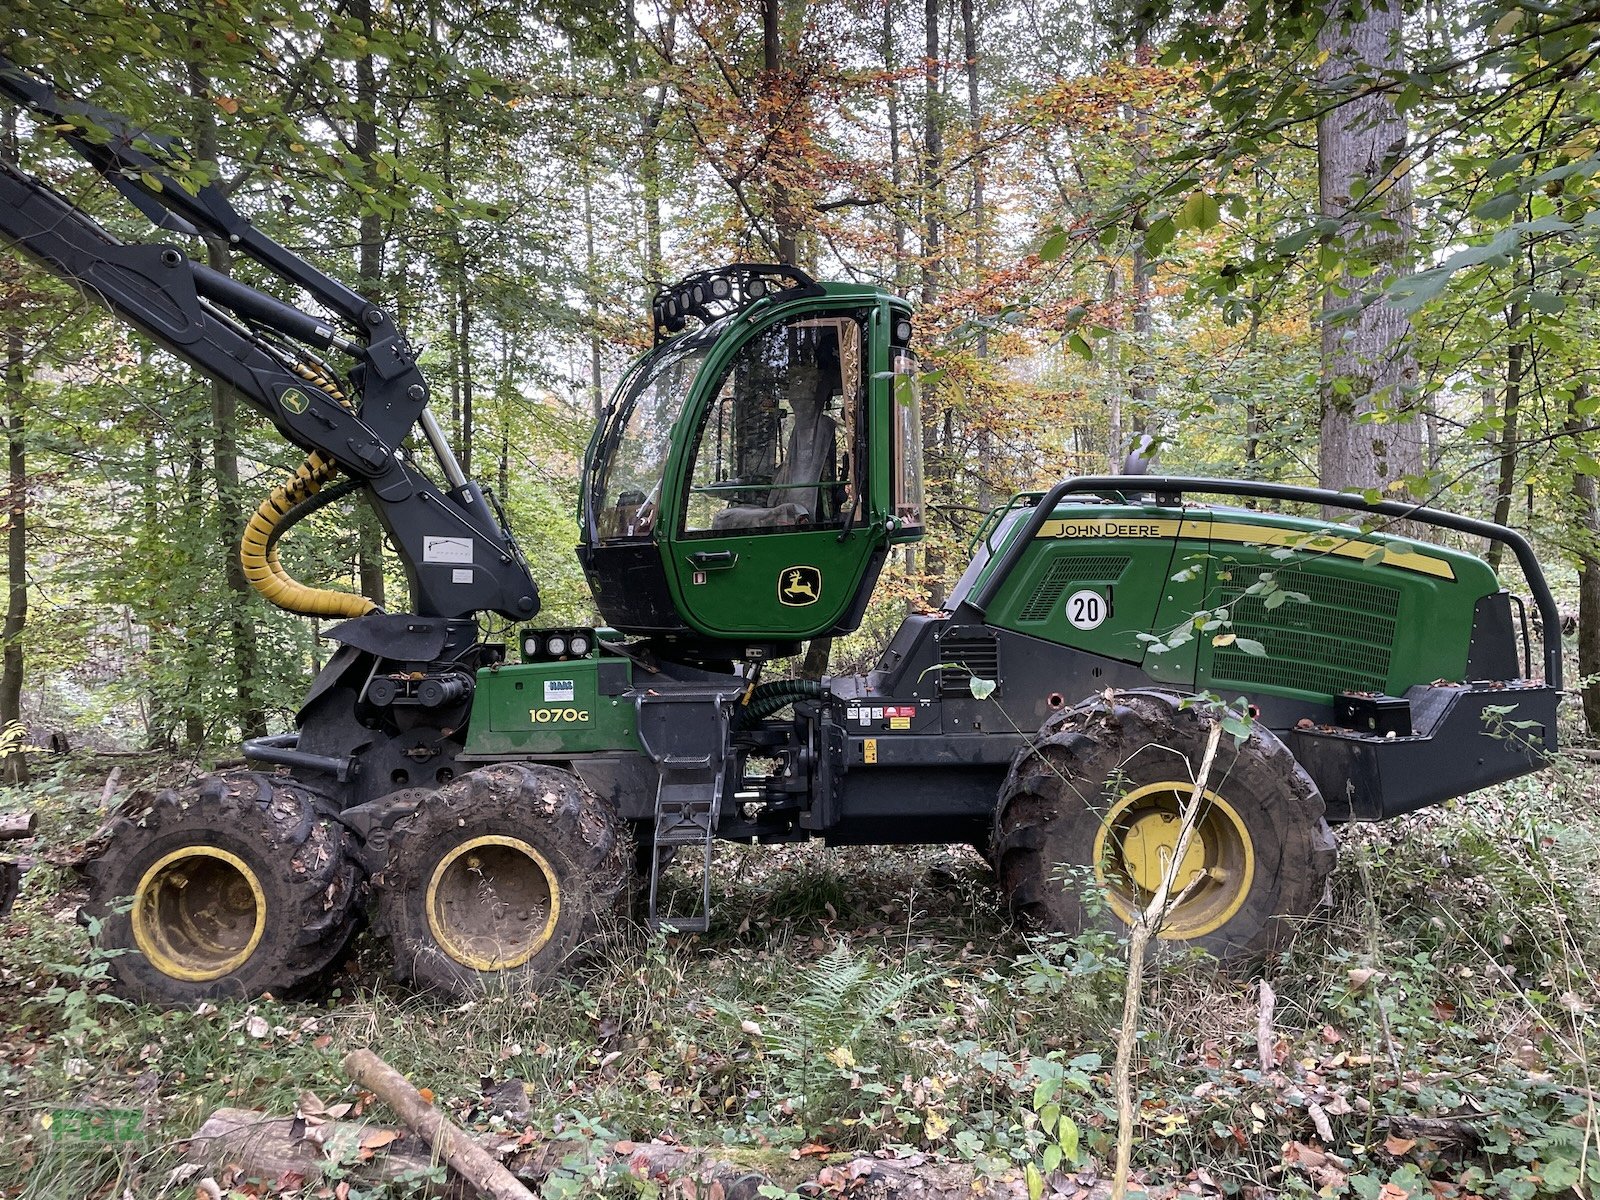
663,306 -> 887,640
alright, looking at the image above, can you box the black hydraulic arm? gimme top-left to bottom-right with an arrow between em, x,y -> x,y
966,476 -> 1563,690
0,55 -> 539,622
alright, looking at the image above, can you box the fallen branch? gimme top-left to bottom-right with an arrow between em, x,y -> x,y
342,1048 -> 536,1200
0,811 -> 35,842
1256,980 -> 1278,1074
186,1106 -> 1110,1200
1112,718 -> 1224,1200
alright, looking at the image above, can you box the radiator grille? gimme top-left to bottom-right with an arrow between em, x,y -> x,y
1018,555 -> 1132,622
1210,572 -> 1400,695
939,633 -> 1000,697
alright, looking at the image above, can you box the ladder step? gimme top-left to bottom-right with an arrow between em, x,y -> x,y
639,693 -> 733,935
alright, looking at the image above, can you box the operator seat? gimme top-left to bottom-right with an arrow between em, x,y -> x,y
710,332 -> 840,532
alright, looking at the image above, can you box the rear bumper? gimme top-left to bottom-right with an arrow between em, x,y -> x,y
1289,682 -> 1559,821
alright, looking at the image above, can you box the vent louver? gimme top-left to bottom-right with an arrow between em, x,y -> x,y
1018,555 -> 1132,622
938,630 -> 1000,697
1210,572 -> 1400,695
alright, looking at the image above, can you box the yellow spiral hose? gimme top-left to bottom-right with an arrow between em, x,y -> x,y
239,363 -> 378,619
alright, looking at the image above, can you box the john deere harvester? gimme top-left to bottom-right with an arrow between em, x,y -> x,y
0,58 -> 1561,1002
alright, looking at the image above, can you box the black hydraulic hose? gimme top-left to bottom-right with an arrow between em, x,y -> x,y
263,476 -> 364,556
242,733 -> 357,782
735,679 -> 827,728
966,476 -> 1563,690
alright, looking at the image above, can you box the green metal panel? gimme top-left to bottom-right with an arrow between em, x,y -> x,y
979,501 -> 1497,704
463,658 -> 643,757
1188,511 -> 1493,700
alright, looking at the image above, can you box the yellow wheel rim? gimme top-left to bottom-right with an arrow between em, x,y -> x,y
425,835 -> 561,972
1092,781 -> 1255,939
131,847 -> 267,982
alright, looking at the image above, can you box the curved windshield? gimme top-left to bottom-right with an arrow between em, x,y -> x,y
588,327 -> 721,540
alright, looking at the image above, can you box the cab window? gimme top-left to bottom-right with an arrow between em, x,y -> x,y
682,315 -> 863,535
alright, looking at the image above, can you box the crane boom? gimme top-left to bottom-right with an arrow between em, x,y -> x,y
0,55 -> 539,623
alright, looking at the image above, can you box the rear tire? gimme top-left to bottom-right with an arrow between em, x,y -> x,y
994,690 -> 1334,960
375,764 -> 628,998
81,771 -> 361,1004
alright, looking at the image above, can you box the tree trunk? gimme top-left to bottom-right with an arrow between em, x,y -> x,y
1566,386 -> 1600,733
884,0 -> 909,291
184,433 -> 207,749
920,0 -> 943,305
203,242 -> 268,740
764,0 -> 799,263
458,265 -> 475,477
1315,0 -> 1425,498
0,110 -> 27,783
577,55 -> 605,424
921,0 -> 948,605
1123,31 -> 1154,468
638,12 -> 675,290
960,0 -> 997,511
189,60 -> 266,740
441,114 -> 473,476
961,0 -> 985,316
1486,300 -> 1525,571
353,0 -> 388,609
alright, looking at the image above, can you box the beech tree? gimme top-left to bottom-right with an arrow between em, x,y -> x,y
1315,0 -> 1426,497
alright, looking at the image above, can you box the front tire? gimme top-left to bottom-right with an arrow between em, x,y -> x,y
375,764 -> 628,998
994,690 -> 1334,960
81,771 -> 361,1004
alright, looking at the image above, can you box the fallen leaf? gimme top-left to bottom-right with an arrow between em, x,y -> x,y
1384,1135 -> 1417,1156
1379,1183 -> 1409,1200
1307,1101 -> 1333,1143
1347,968 -> 1382,991
245,1015 -> 270,1039
361,1129 -> 400,1152
615,1140 -> 638,1155
741,1020 -> 763,1037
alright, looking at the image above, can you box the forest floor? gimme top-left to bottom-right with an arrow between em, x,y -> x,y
0,754 -> 1595,1200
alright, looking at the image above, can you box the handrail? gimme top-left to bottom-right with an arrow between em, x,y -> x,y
964,476 -> 1562,690
968,491 -> 1046,556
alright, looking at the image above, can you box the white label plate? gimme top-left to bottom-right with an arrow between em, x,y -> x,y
424,536 -> 474,564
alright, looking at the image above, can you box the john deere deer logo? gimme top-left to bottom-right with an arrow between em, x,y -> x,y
778,565 -> 822,607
